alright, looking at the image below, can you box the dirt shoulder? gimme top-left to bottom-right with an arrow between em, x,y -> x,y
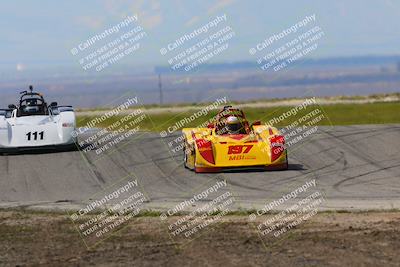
1,210 -> 399,266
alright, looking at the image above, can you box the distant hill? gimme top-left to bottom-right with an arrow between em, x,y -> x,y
155,55 -> 400,74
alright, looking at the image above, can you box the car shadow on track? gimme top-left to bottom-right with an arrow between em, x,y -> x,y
206,163 -> 306,173
288,163 -> 306,170
0,144 -> 79,156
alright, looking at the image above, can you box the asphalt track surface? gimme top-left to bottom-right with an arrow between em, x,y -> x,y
0,125 -> 399,211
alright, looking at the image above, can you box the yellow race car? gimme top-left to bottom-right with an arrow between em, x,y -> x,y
182,106 -> 288,173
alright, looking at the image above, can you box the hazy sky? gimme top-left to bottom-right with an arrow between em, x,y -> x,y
0,0 -> 399,70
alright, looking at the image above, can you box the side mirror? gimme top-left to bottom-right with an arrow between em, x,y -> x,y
251,120 -> 261,126
50,102 -> 58,107
207,123 -> 214,128
8,104 -> 16,109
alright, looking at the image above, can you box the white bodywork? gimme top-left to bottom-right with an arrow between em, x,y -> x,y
0,108 -> 76,149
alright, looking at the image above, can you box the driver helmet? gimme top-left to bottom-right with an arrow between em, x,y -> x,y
225,116 -> 243,134
26,99 -> 37,106
23,99 -> 39,113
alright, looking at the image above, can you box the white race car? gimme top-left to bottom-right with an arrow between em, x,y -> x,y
0,85 -> 77,152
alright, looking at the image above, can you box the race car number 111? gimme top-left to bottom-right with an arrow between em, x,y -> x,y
26,131 -> 44,141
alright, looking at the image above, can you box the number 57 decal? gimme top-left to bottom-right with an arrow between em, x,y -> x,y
26,131 -> 44,141
228,145 -> 253,154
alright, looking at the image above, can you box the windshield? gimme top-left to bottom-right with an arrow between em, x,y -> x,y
18,98 -> 47,116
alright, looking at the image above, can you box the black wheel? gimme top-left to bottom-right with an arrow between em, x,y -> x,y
284,153 -> 289,170
183,141 -> 196,171
183,144 -> 189,169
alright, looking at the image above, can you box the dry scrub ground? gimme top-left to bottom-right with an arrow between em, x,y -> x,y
0,211 -> 399,266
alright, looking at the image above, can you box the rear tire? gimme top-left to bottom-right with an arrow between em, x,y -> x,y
283,153 -> 289,170
183,144 -> 189,169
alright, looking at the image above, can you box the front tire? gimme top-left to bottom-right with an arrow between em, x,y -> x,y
183,141 -> 195,171
183,144 -> 189,169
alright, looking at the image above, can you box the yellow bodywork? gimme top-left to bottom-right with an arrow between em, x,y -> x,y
182,125 -> 288,172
